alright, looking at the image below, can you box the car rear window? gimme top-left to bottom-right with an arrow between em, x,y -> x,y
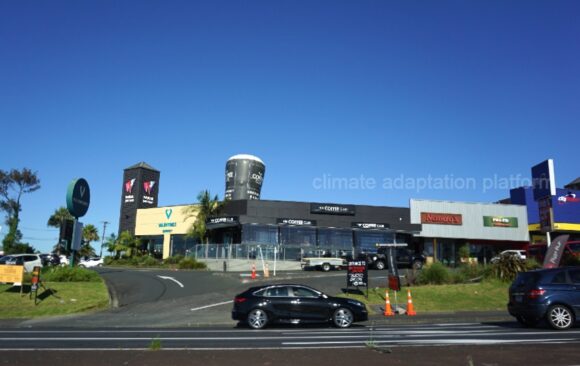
513,272 -> 540,287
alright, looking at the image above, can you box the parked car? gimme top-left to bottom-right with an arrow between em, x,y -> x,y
490,250 -> 526,264
357,247 -> 426,270
508,267 -> 580,330
5,254 -> 43,272
232,284 -> 368,329
78,257 -> 103,268
0,255 -> 14,265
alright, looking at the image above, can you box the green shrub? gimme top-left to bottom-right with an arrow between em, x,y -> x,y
138,256 -> 160,267
416,262 -> 451,285
525,257 -> 542,270
451,264 -> 486,283
561,254 -> 580,267
178,258 -> 207,270
41,266 -> 101,282
164,255 -> 184,265
490,255 -> 526,282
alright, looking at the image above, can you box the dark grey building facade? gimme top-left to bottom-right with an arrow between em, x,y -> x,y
118,162 -> 160,236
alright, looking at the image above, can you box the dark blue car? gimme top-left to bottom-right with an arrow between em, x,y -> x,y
508,267 -> 580,330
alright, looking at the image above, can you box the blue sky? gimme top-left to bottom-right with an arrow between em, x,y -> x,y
1,1 -> 579,253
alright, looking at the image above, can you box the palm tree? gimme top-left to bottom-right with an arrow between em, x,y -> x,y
81,224 -> 99,258
185,190 -> 223,244
47,207 -> 73,228
115,230 -> 141,258
104,233 -> 117,256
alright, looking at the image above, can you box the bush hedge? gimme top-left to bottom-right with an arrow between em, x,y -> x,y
41,266 -> 102,282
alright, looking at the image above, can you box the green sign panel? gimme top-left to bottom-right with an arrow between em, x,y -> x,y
66,178 -> 90,218
483,216 -> 518,228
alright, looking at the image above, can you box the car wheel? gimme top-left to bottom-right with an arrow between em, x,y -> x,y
547,305 -> 574,330
321,263 -> 331,272
333,308 -> 354,328
247,309 -> 268,329
374,260 -> 385,270
516,315 -> 537,327
412,260 -> 423,270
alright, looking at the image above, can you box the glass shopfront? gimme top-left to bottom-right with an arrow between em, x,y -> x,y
241,224 -> 279,245
354,230 -> 395,253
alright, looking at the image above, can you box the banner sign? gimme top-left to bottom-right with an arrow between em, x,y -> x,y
538,197 -> 553,232
352,222 -> 391,230
532,159 -> 556,201
421,212 -> 463,225
543,234 -> 570,269
483,216 -> 519,228
206,216 -> 239,225
311,203 -> 356,216
276,218 -> 316,226
346,260 -> 368,288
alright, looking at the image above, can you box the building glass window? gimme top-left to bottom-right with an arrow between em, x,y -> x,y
171,235 -> 197,257
280,226 -> 316,246
241,224 -> 278,245
317,228 -> 353,257
354,231 -> 395,253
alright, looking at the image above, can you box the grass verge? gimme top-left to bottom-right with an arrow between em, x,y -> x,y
0,281 -> 109,319
342,280 -> 510,313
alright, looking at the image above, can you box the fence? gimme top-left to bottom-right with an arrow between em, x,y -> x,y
191,243 -> 354,262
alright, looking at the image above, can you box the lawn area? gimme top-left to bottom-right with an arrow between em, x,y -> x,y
343,280 -> 510,313
0,281 -> 110,319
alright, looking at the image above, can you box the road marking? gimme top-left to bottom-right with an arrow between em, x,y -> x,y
190,300 -> 233,312
157,275 -> 184,288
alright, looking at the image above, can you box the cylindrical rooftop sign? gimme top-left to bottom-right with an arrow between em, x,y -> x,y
225,154 -> 265,200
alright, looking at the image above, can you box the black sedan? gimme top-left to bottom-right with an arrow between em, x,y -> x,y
232,284 -> 368,329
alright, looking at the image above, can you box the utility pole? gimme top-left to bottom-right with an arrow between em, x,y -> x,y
100,221 -> 109,258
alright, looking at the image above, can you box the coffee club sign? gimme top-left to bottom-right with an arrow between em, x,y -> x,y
420,212 -> 463,225
483,216 -> 519,228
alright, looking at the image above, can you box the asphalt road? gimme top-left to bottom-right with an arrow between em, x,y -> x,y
1,322 -> 579,350
21,267 -> 406,328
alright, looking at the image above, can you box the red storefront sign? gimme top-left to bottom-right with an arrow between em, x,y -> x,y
421,212 -> 463,225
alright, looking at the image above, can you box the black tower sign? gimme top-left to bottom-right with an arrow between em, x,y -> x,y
118,162 -> 160,235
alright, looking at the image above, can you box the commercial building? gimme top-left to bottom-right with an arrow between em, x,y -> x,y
410,199 -> 530,265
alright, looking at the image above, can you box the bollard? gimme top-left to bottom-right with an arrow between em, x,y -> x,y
223,260 -> 227,272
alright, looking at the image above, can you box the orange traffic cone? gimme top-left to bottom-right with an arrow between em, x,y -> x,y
251,263 -> 256,280
383,290 -> 394,317
406,289 -> 416,316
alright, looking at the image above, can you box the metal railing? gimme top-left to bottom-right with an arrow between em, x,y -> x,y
191,243 -> 354,262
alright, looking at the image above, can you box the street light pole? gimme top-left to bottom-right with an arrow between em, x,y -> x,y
100,221 -> 109,258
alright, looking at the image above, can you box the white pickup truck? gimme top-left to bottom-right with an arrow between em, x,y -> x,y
301,257 -> 346,272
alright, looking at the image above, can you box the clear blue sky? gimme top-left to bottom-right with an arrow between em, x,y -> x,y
1,1 -> 579,253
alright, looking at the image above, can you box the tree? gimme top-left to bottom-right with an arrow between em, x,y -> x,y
185,190 -> 223,244
104,233 -> 117,256
47,206 -> 74,228
0,168 -> 40,254
115,230 -> 141,258
80,224 -> 99,257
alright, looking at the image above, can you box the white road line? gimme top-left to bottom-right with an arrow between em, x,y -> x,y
283,338 -> 577,346
190,300 -> 233,312
157,275 -> 184,288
